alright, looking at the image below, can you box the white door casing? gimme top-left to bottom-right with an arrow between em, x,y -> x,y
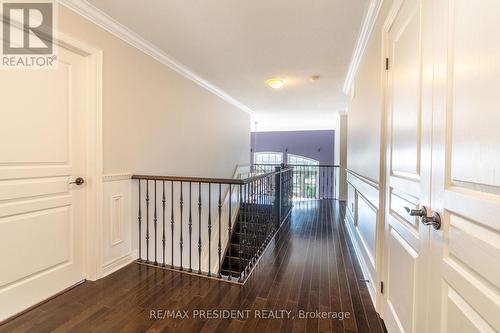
0,35 -> 102,321
382,0 -> 433,332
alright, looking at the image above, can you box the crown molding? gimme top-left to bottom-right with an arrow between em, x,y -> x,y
57,0 -> 253,115
343,0 -> 383,95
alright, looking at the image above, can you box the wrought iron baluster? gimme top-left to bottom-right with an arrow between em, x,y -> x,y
245,184 -> 250,272
334,167 -> 337,200
261,177 -> 265,252
198,182 -> 202,274
301,166 -> 304,199
249,181 -> 255,264
146,180 -> 150,263
217,184 -> 222,278
162,181 -> 166,266
307,166 -> 310,199
228,184 -> 232,280
138,180 -> 142,261
154,180 -> 158,265
322,168 -> 328,199
171,181 -> 174,268
179,181 -> 183,270
208,183 -> 212,276
188,182 -> 192,272
238,185 -> 243,281
326,167 -> 330,199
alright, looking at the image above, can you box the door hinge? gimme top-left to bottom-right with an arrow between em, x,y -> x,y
380,281 -> 384,294
385,58 -> 389,70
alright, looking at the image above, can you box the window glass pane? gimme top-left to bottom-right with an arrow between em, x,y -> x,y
288,154 -> 319,165
254,152 -> 283,164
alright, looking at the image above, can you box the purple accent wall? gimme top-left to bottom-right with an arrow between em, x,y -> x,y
250,130 -> 335,165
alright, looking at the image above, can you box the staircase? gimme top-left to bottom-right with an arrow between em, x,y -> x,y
221,203 -> 276,279
132,166 -> 293,284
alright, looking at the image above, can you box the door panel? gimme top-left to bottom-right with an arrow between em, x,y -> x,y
386,228 -> 418,333
0,64 -> 71,163
390,5 -> 421,177
450,0 -> 500,188
383,0 -> 430,332
0,47 -> 86,321
428,0 -> 500,331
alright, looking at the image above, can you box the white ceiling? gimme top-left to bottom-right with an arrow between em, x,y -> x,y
85,0 -> 368,131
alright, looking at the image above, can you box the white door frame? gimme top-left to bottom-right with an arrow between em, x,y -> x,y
55,33 -> 103,281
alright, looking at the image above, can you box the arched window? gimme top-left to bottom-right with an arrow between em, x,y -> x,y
287,154 -> 320,200
287,154 -> 319,166
253,152 -> 283,165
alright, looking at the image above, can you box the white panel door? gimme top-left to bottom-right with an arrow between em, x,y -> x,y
0,46 -> 87,320
426,0 -> 500,331
382,0 -> 433,332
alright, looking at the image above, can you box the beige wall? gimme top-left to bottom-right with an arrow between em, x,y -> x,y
56,6 -> 250,279
59,5 -> 251,178
346,1 -> 393,182
334,113 -> 348,200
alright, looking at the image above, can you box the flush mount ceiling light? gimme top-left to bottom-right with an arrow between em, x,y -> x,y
266,78 -> 286,89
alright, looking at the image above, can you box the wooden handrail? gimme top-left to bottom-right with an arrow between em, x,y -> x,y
253,163 -> 340,168
132,168 -> 292,185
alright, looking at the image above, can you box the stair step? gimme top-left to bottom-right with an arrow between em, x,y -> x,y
220,268 -> 241,278
234,222 -> 272,232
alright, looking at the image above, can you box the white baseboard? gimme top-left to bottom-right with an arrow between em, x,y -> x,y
344,212 -> 377,307
102,250 -> 137,278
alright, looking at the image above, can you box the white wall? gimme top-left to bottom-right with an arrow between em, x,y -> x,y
334,113 -> 348,200
344,0 -> 393,309
57,5 -> 250,278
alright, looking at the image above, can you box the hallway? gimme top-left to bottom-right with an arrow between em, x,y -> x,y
0,200 -> 385,333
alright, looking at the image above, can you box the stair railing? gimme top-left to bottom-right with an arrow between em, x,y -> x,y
253,164 -> 339,200
132,165 -> 292,283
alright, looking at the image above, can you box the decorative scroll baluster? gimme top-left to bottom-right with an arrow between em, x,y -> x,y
245,184 -> 250,272
262,177 -> 266,248
179,182 -> 183,270
227,184 -> 232,280
138,180 -> 142,261
154,180 -> 158,265
171,182 -> 174,268
162,181 -> 166,266
198,182 -> 202,274
251,182 -> 254,264
217,184 -> 222,278
258,178 -> 262,254
238,185 -> 243,281
146,180 -> 150,263
188,182 -> 192,272
207,183 -> 212,276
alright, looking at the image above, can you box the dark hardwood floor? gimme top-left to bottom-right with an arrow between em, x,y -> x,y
0,200 -> 386,333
